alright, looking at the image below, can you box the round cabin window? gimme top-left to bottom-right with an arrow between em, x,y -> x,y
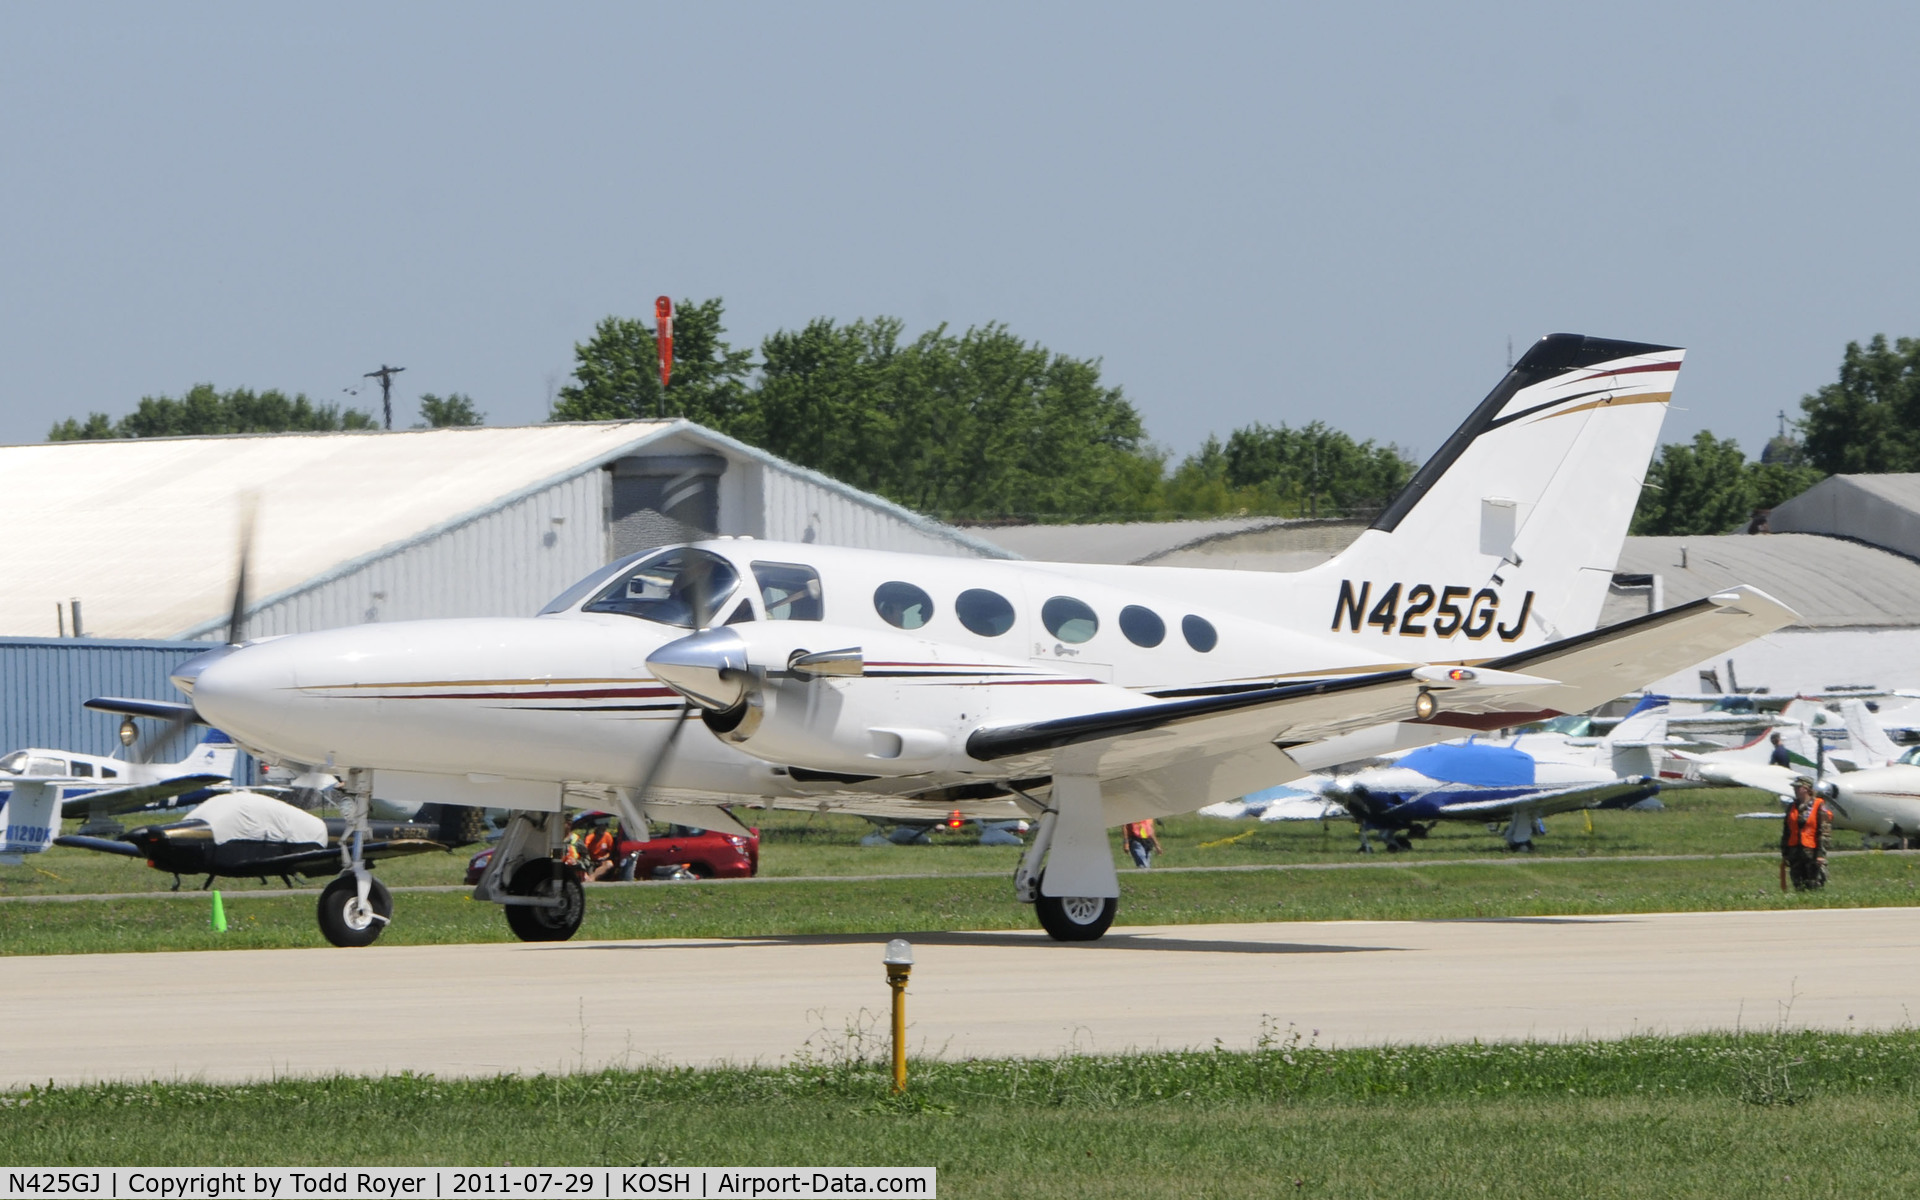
1042,596 -> 1100,644
955,588 -> 1017,637
1182,614 -> 1219,653
873,581 -> 935,630
1119,605 -> 1166,648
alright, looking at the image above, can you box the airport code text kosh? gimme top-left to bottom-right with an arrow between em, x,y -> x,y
3,1172 -> 933,1200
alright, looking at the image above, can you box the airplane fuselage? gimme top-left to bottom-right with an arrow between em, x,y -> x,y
188,539 -> 1575,816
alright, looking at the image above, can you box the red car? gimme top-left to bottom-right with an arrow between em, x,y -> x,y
465,811 -> 758,885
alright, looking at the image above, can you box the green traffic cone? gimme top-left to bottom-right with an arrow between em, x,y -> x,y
210,889 -> 227,933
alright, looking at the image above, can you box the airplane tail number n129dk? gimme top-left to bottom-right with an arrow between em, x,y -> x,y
99,333 -> 1796,946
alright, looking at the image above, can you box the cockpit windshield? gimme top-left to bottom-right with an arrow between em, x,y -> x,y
1899,745 -> 1920,767
0,751 -> 24,775
579,547 -> 741,628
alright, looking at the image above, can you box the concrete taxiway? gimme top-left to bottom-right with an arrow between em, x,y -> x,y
6,906 -> 1918,1087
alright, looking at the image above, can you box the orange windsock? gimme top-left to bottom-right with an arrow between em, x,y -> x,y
655,296 -> 674,389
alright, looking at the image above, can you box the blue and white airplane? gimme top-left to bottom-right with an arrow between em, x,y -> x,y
1208,702 -> 1677,851
0,729 -> 237,863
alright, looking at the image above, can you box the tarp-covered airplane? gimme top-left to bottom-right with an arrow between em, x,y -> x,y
96,334 -> 1800,944
56,791 -> 445,937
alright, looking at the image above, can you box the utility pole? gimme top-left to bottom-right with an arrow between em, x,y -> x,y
364,364 -> 406,429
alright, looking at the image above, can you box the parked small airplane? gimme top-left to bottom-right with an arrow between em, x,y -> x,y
1715,701 -> 1920,844
0,727 -> 238,835
859,812 -> 1030,846
0,726 -> 238,865
55,790 -> 444,942
1323,701 -> 1680,850
97,334 -> 1801,945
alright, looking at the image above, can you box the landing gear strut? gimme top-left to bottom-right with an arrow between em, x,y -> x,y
1013,774 -> 1121,942
473,808 -> 586,943
318,768 -> 392,947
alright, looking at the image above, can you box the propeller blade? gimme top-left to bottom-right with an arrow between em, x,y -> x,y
615,701 -> 696,835
227,494 -> 258,645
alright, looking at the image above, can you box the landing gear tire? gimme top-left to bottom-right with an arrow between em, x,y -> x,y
503,858 -> 585,943
317,875 -> 392,948
1035,891 -> 1117,942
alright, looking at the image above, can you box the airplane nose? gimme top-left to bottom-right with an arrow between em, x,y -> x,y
190,639 -> 299,738
170,645 -> 237,695
646,627 -> 750,711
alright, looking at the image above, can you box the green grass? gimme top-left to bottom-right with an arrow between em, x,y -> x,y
5,1031 -> 1920,1196
6,839 -> 1919,956
2,787 -> 1897,956
0,786 -> 1795,901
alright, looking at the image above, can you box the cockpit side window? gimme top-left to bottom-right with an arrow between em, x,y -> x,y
26,756 -> 64,776
580,548 -> 740,628
752,561 -> 823,621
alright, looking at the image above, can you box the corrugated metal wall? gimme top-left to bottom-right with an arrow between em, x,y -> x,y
758,467 -> 994,558
245,471 -> 610,636
0,638 -> 247,775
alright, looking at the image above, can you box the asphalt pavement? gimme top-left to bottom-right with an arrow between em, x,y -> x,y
4,906 -> 1917,1087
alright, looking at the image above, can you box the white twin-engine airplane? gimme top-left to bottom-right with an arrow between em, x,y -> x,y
127,334 -> 1798,946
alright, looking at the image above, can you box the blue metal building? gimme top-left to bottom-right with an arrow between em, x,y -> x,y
0,637 -> 252,779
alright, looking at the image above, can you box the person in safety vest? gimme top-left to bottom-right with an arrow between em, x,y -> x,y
1780,776 -> 1832,891
1123,819 -> 1161,869
581,822 -> 618,881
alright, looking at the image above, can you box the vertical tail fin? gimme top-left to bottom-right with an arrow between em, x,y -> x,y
1604,700 -> 1669,778
1,781 -> 61,862
1309,334 -> 1682,652
1838,699 -> 1901,767
172,729 -> 238,780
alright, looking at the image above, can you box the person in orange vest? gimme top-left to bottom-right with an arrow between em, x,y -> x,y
1123,819 -> 1161,869
581,823 -> 618,882
1780,776 -> 1832,891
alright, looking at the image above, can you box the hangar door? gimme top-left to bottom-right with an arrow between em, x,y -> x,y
608,453 -> 725,557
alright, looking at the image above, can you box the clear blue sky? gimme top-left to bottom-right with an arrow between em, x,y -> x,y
3,3 -> 1915,464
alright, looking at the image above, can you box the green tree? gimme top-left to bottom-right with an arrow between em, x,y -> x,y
754,318 -> 1161,521
48,385 -> 375,440
416,393 -> 484,427
1629,431 -> 1823,536
548,299 -> 755,434
1217,421 -> 1414,518
1799,333 -> 1920,474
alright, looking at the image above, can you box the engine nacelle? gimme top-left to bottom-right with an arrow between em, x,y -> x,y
647,621 -> 1145,777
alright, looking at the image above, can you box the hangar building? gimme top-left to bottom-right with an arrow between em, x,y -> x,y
1,420 -> 1007,758
3,419 -> 1009,643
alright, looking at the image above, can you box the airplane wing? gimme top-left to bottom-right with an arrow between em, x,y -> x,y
219,837 -> 449,878
84,697 -> 202,722
968,586 -> 1798,812
59,774 -> 229,818
1424,778 -> 1660,820
51,835 -> 143,857
1692,761 -> 1796,796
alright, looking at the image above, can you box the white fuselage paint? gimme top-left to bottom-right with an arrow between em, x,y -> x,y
188,539 -> 1559,817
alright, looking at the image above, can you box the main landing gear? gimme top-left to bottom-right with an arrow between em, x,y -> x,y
473,808 -> 586,943
1014,774 -> 1122,942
